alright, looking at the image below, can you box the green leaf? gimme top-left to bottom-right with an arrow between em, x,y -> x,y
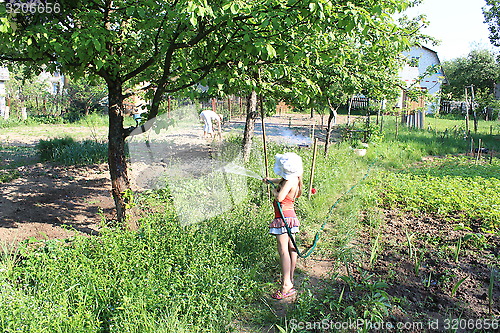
372,5 -> 382,15
189,14 -> 197,26
92,39 -> 101,52
265,43 -> 276,58
451,277 -> 467,297
230,2 -> 238,14
0,17 -> 10,33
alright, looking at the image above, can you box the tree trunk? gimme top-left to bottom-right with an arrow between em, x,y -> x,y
324,104 -> 338,156
107,79 -> 130,224
347,96 -> 353,125
242,90 -> 258,162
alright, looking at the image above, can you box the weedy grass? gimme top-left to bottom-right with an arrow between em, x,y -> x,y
0,113 -> 121,128
0,169 -> 20,183
0,192 -> 274,333
37,137 -> 108,165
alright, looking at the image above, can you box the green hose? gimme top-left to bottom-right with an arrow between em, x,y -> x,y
268,159 -> 377,259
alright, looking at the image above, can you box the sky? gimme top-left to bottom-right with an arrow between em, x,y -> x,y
403,0 -> 497,61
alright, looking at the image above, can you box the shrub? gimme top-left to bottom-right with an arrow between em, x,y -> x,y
0,169 -> 20,183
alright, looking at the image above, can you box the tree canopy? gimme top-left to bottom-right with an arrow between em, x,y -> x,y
442,49 -> 500,99
484,0 -> 500,47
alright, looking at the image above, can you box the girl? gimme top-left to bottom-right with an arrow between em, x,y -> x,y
264,152 -> 303,299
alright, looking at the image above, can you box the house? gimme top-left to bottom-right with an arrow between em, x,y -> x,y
398,46 -> 447,114
0,67 -> 9,119
38,70 -> 66,95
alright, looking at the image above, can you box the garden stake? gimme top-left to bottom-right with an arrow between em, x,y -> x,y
267,158 -> 378,259
307,138 -> 318,200
476,138 -> 482,164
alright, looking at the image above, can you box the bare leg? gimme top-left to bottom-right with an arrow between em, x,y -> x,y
276,234 -> 295,294
289,237 -> 298,284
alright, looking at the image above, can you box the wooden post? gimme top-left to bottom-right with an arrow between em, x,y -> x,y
211,98 -> 217,112
260,94 -> 270,200
476,139 -> 482,164
395,111 -> 399,139
260,95 -> 269,180
347,96 -> 353,125
465,87 -> 470,137
167,95 -> 171,118
308,138 -> 319,198
227,96 -> 231,121
308,138 -> 318,199
471,85 -> 478,134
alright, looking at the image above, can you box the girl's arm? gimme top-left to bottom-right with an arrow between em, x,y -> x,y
276,178 -> 298,202
263,177 -> 281,184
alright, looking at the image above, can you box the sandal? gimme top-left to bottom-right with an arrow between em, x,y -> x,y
271,288 -> 297,300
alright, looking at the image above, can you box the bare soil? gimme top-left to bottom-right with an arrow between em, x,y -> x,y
356,210 -> 500,330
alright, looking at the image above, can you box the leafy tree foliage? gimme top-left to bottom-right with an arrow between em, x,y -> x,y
5,64 -> 55,117
442,49 -> 500,99
484,0 -> 500,47
65,77 -> 107,119
2,0 -> 336,221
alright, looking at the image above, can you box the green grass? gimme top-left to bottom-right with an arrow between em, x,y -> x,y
0,113 -> 135,141
37,137 -> 108,165
426,114 -> 500,135
0,194 -> 274,333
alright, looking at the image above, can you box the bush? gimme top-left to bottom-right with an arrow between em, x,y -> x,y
0,169 -> 20,183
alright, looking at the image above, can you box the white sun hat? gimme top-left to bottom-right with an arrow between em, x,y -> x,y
273,152 -> 303,180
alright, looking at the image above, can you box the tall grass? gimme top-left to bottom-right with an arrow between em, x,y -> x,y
0,191 -> 275,332
37,137 -> 108,165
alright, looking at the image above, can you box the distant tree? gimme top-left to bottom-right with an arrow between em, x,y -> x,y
65,77 -> 107,119
441,49 -> 500,99
5,64 -> 59,118
484,0 -> 500,47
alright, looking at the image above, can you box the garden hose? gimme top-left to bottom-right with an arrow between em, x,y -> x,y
268,158 -> 378,259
